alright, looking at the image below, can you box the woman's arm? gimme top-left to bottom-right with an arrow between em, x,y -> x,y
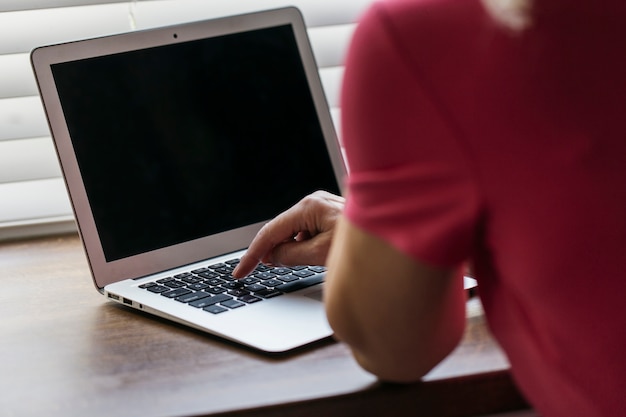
325,216 -> 467,382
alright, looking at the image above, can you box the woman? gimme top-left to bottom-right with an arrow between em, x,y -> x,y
234,0 -> 626,415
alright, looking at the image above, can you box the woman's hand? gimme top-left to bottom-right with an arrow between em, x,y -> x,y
232,191 -> 345,278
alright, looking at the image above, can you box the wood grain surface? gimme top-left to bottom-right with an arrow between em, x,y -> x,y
0,234 -> 530,417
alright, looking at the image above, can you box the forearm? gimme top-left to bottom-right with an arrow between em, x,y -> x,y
325,217 -> 466,382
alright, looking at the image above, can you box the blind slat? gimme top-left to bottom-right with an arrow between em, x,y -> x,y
0,137 -> 61,184
0,96 -> 49,141
1,0 -> 131,13
319,66 -> 344,109
129,0 -> 370,30
0,0 -> 369,55
0,4 -> 130,54
0,178 -> 72,225
309,24 -> 355,68
0,53 -> 36,99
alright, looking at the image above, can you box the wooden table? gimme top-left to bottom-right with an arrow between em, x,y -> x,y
1,233 -> 530,417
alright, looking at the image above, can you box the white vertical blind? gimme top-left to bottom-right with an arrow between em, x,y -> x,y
0,0 -> 369,241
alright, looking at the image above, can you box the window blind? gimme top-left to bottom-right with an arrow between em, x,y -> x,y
0,0 -> 368,241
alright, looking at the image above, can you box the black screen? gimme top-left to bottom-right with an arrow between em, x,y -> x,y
52,24 -> 340,261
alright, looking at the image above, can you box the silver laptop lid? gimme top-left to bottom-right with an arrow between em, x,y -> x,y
31,7 -> 346,290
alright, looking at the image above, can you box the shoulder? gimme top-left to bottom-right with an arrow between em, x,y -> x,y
352,0 -> 495,86
362,0 -> 489,43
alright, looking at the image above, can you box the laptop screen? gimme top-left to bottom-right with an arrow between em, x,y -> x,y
51,24 -> 341,262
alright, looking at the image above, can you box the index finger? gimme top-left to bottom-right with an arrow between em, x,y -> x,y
232,206 -> 305,277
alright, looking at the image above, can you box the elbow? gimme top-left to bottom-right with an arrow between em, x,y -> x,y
326,297 -> 465,384
347,328 -> 464,384
351,349 -> 433,383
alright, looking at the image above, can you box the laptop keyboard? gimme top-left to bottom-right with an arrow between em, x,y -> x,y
138,259 -> 326,314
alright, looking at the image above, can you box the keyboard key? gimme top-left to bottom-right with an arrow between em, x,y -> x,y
222,281 -> 245,289
292,269 -> 315,278
255,288 -> 282,299
176,291 -> 211,303
254,264 -> 271,272
190,293 -> 232,308
245,283 -> 266,292
308,266 -> 326,273
255,271 -> 277,280
204,293 -> 233,305
228,288 -> 250,297
276,274 -> 325,293
272,267 -> 292,275
181,275 -> 202,284
205,278 -> 226,286
204,305 -> 228,314
221,299 -> 245,309
241,277 -> 260,285
206,286 -> 227,294
187,283 -> 209,291
198,270 -> 219,279
261,279 -> 282,287
214,266 -> 234,275
164,280 -> 186,288
277,274 -> 299,283
189,298 -> 215,308
162,288 -> 192,298
147,285 -> 169,293
239,294 -> 262,304
219,274 -> 236,281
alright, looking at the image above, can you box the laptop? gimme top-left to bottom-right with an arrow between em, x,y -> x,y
31,7 -> 347,353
